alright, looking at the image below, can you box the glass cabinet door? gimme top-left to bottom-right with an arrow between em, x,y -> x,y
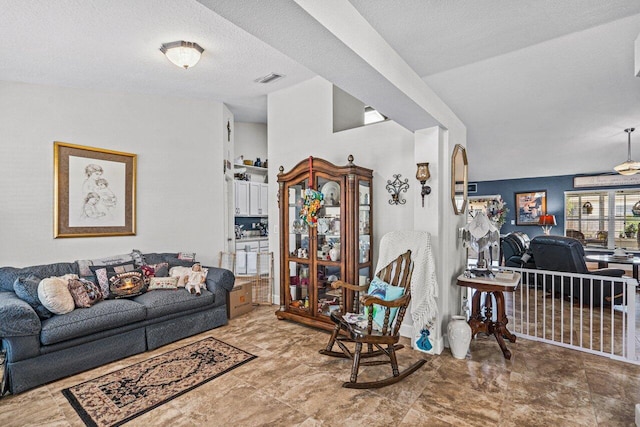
358,179 -> 372,284
316,176 -> 342,316
287,177 -> 310,312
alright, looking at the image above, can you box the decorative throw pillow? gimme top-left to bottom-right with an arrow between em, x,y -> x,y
130,249 -> 146,267
169,266 -> 193,287
177,252 -> 196,261
90,262 -> 136,298
108,270 -> 145,298
37,274 -> 78,315
140,262 -> 170,283
148,276 -> 179,290
90,267 -> 109,298
76,252 -> 136,277
364,277 -> 405,330
13,274 -> 53,319
68,278 -> 103,308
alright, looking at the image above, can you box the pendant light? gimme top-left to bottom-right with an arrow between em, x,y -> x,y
614,128 -> 640,175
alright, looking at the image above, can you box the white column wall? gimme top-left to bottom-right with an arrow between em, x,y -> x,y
268,77 -> 415,304
268,77 -> 467,355
0,81 -> 227,267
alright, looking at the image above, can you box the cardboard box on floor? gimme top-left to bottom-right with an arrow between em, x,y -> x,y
227,278 -> 253,319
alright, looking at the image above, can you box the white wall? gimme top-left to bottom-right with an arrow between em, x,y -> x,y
234,122 -> 267,165
267,76 -> 415,302
332,85 -> 364,132
0,81 -> 227,267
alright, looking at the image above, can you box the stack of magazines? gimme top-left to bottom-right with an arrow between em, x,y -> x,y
342,312 -> 368,329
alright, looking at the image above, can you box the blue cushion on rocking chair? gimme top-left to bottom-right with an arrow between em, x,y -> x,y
364,277 -> 405,330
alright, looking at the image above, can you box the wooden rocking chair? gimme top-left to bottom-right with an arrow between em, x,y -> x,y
319,250 -> 426,388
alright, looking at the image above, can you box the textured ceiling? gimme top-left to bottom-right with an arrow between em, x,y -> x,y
350,0 -> 640,76
2,1 -> 640,180
0,0 -> 315,123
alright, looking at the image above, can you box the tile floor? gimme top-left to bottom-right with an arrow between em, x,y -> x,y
1,305 -> 640,426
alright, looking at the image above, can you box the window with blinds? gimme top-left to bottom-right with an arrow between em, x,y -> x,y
565,190 -> 640,250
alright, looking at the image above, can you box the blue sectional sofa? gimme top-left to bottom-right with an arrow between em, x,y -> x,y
0,253 -> 234,394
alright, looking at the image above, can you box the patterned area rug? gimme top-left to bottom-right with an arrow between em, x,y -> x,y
62,337 -> 256,427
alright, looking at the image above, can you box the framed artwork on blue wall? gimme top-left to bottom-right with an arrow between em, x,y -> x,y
515,190 -> 546,226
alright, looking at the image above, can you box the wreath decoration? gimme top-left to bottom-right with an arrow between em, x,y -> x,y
300,188 -> 324,226
487,197 -> 509,228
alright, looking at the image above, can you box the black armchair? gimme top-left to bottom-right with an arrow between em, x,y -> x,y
529,235 -> 626,305
501,232 -> 536,268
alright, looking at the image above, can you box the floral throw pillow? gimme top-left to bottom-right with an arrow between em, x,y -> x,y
140,262 -> 170,285
68,278 -> 103,308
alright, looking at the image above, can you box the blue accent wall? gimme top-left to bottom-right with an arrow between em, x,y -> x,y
472,174 -> 640,238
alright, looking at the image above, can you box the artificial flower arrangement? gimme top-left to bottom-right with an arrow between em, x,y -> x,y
300,188 -> 324,226
486,197 -> 509,228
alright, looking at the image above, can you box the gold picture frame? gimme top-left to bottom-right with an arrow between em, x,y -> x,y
54,142 -> 136,238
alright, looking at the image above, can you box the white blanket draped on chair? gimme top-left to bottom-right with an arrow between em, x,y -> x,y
375,231 -> 438,335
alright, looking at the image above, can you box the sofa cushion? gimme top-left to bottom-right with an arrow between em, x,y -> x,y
13,275 -> 53,319
38,274 -> 78,315
132,288 -> 213,320
40,299 -> 146,345
0,262 -> 78,292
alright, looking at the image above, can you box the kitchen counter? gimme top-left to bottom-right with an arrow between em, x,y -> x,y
236,236 -> 268,243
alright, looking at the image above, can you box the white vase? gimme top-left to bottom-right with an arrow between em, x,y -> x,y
447,315 -> 471,359
329,244 -> 340,261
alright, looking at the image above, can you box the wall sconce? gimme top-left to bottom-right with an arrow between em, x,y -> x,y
416,162 -> 431,207
160,41 -> 204,69
539,214 -> 557,235
386,174 -> 409,205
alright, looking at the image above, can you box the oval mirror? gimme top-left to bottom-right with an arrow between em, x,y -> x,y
451,144 -> 468,215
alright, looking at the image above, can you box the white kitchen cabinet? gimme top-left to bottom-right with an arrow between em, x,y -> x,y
234,241 -> 259,275
249,182 -> 261,216
259,183 -> 268,216
248,182 -> 268,216
234,181 -> 250,216
235,250 -> 247,274
235,180 -> 268,217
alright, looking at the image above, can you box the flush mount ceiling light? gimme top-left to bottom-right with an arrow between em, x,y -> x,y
160,41 -> 204,69
614,128 -> 640,175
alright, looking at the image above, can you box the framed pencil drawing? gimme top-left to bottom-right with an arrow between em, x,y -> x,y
54,142 -> 136,238
515,190 -> 546,226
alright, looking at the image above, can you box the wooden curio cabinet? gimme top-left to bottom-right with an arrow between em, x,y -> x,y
276,155 -> 373,331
